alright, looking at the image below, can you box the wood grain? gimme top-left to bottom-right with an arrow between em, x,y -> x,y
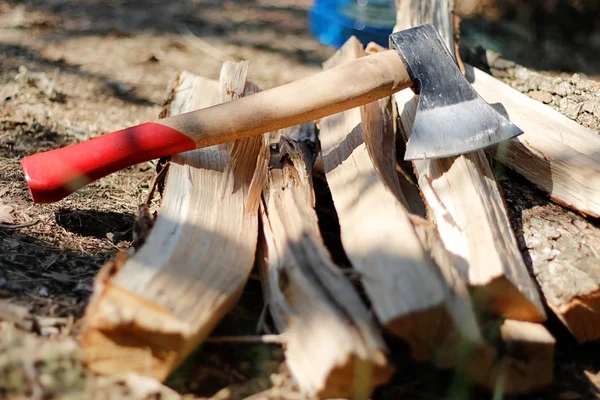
467,320 -> 555,394
81,63 -> 268,380
363,43 -> 483,366
393,0 -> 546,322
259,125 -> 393,398
467,65 -> 600,218
318,36 -> 475,363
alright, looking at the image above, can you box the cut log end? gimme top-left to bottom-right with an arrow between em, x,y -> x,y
80,64 -> 265,382
393,0 -> 546,327
318,354 -> 394,399
470,277 -> 546,323
467,320 -> 555,395
385,304 -> 454,362
81,260 -> 189,380
551,291 -> 600,343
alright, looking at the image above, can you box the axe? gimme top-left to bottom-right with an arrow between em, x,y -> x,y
21,24 -> 522,204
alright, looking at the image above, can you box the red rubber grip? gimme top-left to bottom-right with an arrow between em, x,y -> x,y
20,122 -> 196,203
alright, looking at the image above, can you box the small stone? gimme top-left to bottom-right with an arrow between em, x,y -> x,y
486,50 -> 515,70
513,66 -> 530,81
529,90 -> 553,104
38,286 -> 48,297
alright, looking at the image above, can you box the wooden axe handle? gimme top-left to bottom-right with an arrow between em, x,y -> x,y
21,49 -> 410,203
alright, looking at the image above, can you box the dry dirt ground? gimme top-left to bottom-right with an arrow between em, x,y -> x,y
0,1 -> 600,399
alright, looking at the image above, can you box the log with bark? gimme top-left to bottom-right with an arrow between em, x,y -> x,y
393,0 -> 546,323
393,0 -> 557,393
258,124 -> 393,398
500,173 -> 600,343
80,62 -> 268,380
467,56 -> 600,219
317,36 -> 482,364
467,319 -> 555,394
449,0 -> 600,344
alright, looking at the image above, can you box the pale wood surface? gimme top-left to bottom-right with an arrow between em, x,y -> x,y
363,43 -> 482,364
259,125 -> 393,398
319,36 -> 462,363
393,0 -> 546,322
467,320 -> 555,394
158,50 -> 411,148
467,65 -> 600,218
81,64 -> 268,380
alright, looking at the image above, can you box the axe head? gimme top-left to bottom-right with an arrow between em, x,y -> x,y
390,24 -> 523,160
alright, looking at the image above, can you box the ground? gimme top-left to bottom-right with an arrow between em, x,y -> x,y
0,0 -> 599,399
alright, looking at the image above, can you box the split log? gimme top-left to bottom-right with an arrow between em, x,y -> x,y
467,65 -> 600,218
393,0 -> 546,322
258,125 -> 393,398
81,63 -> 268,380
362,42 -> 482,367
318,37 -> 482,363
467,320 -> 555,394
392,0 -> 555,392
448,0 -> 600,342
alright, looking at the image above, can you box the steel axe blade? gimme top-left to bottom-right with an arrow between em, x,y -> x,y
390,24 -> 523,160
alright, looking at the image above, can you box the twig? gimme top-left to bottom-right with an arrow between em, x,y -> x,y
144,161 -> 170,206
0,220 -> 40,230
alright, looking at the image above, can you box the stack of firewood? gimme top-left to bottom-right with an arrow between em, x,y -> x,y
77,0 -> 600,398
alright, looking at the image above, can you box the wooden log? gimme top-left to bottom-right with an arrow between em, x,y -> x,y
393,0 -> 546,323
392,1 -> 555,392
467,320 -> 555,394
449,0 -> 600,343
80,62 -> 268,380
500,173 -> 600,343
362,42 -> 483,367
318,37 -> 483,363
466,65 -> 600,218
258,125 -> 394,398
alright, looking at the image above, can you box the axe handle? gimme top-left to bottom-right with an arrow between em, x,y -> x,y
21,49 -> 411,203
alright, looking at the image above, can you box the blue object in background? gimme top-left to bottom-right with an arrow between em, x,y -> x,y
308,0 -> 396,48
